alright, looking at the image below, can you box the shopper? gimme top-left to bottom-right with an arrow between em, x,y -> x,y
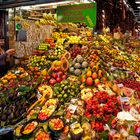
0,40 -> 15,78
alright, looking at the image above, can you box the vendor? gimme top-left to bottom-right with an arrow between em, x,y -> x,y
0,39 -> 15,78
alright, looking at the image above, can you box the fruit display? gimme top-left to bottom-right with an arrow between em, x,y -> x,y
35,129 -> 51,140
67,36 -> 81,44
85,49 -> 100,63
53,78 -> 80,104
48,117 -> 64,131
35,13 -> 57,27
69,44 -> 81,58
44,61 -> 68,86
0,22 -> 140,140
69,55 -> 88,76
26,56 -> 51,70
21,121 -> 38,135
38,99 -> 58,122
81,64 -> 106,87
85,91 -> 121,132
47,45 -> 65,60
0,67 -> 42,127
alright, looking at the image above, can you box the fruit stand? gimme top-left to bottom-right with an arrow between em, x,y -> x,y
0,3 -> 140,140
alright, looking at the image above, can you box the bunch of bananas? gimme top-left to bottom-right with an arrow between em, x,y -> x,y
43,13 -> 56,21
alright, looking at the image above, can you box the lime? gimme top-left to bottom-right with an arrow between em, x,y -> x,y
61,90 -> 65,95
63,94 -> 67,98
58,94 -> 62,98
67,89 -> 70,93
59,88 -> 62,91
64,86 -> 68,90
60,98 -> 64,102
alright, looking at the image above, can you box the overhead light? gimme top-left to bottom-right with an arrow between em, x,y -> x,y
136,1 -> 140,4
138,6 -> 140,8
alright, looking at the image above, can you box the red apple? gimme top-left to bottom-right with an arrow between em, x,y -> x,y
56,77 -> 62,83
52,66 -> 60,72
51,73 -> 58,79
49,78 -> 56,85
50,43 -> 55,49
57,71 -> 63,77
86,77 -> 93,86
46,74 -> 51,80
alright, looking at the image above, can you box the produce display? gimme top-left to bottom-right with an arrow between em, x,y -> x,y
48,118 -> 64,131
53,78 -> 80,104
69,55 -> 88,76
0,21 -> 140,140
35,129 -> 51,140
38,99 -> 58,122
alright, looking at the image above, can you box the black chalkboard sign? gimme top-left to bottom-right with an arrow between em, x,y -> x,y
16,30 -> 27,42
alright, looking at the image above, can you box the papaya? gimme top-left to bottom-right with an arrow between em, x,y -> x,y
61,58 -> 69,72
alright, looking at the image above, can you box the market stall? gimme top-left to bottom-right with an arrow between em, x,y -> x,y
0,1 -> 140,140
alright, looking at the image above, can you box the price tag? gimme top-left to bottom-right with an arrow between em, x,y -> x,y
68,104 -> 77,114
120,97 -> 129,102
37,91 -> 42,99
111,66 -> 117,71
14,70 -> 20,74
118,83 -> 124,88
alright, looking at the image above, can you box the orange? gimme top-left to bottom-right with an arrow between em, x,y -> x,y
86,71 -> 92,77
92,72 -> 98,79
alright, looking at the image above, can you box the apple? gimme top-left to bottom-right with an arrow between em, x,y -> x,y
51,73 -> 58,79
86,77 -> 93,86
52,66 -> 60,72
49,78 -> 56,85
56,77 -> 62,83
57,71 -> 63,77
46,74 -> 51,80
50,43 -> 55,49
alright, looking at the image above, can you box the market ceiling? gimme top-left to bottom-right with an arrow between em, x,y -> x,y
127,0 -> 140,22
0,0 -> 66,9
